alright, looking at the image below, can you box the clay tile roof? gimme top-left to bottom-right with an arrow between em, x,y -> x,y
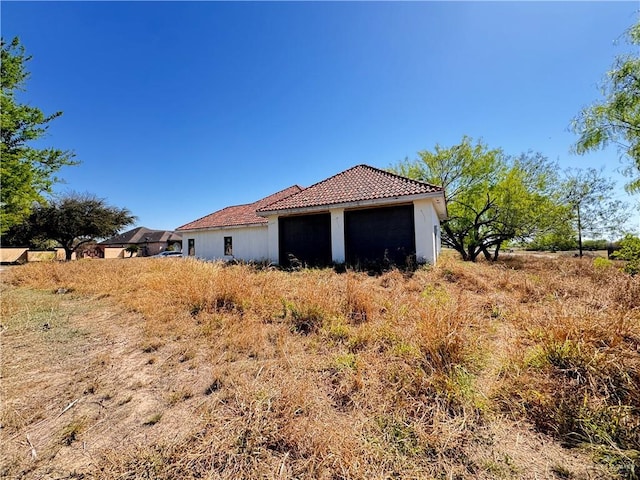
176,185 -> 302,231
258,164 -> 443,213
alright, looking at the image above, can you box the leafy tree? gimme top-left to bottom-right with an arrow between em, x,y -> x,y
0,219 -> 56,250
581,239 -> 609,251
1,37 -> 77,234
392,136 -> 563,261
125,244 -> 139,257
571,22 -> 640,192
562,168 -> 630,257
16,193 -> 135,260
525,223 -> 578,252
612,233 -> 640,275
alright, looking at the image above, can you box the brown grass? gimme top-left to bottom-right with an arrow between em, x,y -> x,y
1,253 -> 638,479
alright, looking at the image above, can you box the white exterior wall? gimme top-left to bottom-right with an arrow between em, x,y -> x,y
182,225 -> 269,262
330,208 -> 345,263
435,217 -> 442,258
267,215 -> 279,264
183,198 -> 443,266
413,198 -> 439,265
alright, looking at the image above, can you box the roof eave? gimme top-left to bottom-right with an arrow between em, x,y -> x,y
433,195 -> 448,221
176,221 -> 268,233
257,191 -> 446,217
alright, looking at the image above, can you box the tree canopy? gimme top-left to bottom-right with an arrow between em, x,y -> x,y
392,136 -> 563,262
9,194 -> 135,260
561,168 -> 630,257
571,21 -> 640,192
1,37 -> 77,234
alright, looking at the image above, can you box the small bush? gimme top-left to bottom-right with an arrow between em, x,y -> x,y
592,257 -> 613,269
582,239 -> 609,251
60,419 -> 85,445
612,234 -> 640,275
143,413 -> 163,426
283,300 -> 324,334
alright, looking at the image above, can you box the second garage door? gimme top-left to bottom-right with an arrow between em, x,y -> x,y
345,205 -> 415,268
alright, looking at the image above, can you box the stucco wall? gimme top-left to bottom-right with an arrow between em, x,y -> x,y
330,208 -> 345,264
182,225 -> 269,262
103,247 -> 126,259
27,251 -> 57,262
267,216 -> 279,264
413,198 -> 439,265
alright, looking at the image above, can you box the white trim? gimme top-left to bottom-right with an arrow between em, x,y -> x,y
258,191 -> 446,219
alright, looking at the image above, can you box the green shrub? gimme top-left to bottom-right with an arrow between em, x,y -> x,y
525,233 -> 577,252
612,234 -> 640,275
582,239 -> 608,251
592,257 -> 613,269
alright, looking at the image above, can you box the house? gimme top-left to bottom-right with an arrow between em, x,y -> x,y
176,186 -> 303,262
0,248 -> 28,264
176,165 -> 447,267
98,227 -> 183,257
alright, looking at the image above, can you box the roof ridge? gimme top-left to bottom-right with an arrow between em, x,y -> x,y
255,167 -> 366,213
257,164 -> 444,214
357,164 -> 443,189
297,165 -> 364,193
258,184 -> 305,210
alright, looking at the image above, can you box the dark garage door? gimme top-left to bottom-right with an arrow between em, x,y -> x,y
345,205 -> 415,268
279,213 -> 332,267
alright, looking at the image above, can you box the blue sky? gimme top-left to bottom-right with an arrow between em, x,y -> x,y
2,1 -> 639,234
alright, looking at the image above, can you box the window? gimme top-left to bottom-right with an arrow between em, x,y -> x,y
224,236 -> 232,256
188,239 -> 195,256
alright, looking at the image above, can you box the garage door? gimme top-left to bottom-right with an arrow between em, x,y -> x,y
345,205 -> 415,268
279,213 -> 332,267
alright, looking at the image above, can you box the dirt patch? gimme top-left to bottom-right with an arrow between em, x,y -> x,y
0,290 -> 208,478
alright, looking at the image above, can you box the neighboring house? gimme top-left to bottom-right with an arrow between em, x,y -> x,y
1,248 -> 28,264
99,227 -> 183,257
177,165 -> 447,267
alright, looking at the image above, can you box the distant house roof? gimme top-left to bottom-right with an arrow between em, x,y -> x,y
258,164 -> 444,215
99,227 -> 182,246
176,185 -> 303,231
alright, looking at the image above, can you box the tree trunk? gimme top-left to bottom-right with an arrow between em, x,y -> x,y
493,241 -> 502,261
453,245 -> 469,261
467,245 -> 480,262
577,205 -> 583,258
64,247 -> 74,261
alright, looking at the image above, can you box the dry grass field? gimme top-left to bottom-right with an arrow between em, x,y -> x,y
1,253 -> 639,479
